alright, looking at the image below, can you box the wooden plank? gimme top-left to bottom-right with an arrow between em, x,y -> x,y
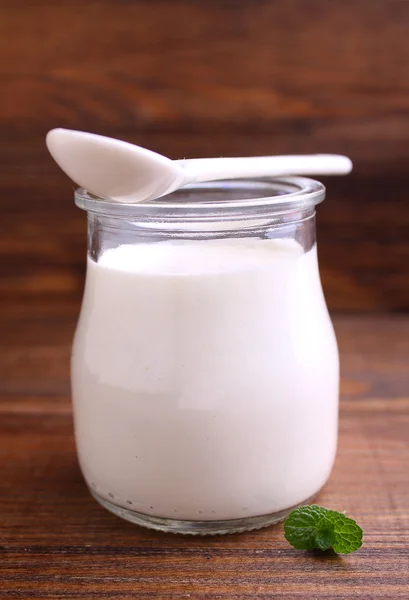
3,121 -> 409,173
1,1 -> 408,130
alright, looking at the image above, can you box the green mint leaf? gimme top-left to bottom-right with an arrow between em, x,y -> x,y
283,505 -> 334,550
314,517 -> 336,551
324,509 -> 363,554
284,505 -> 363,555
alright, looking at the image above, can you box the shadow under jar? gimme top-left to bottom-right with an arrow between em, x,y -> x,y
71,177 -> 339,535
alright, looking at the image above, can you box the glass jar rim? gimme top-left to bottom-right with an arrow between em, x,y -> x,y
74,176 -> 325,221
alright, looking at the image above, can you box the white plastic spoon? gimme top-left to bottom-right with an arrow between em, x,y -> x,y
46,128 -> 352,203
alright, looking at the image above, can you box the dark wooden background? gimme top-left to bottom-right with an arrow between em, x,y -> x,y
2,0 -> 409,311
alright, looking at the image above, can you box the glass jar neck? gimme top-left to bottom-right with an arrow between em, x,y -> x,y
75,176 -> 325,230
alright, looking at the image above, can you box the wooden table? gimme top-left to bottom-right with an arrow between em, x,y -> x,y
1,310 -> 409,598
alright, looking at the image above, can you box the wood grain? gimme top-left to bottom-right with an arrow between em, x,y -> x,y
1,0 -> 409,310
1,311 -> 409,598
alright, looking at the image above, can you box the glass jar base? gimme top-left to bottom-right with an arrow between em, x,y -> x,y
90,489 -> 318,535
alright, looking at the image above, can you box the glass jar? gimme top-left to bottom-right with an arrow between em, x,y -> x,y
72,177 -> 339,535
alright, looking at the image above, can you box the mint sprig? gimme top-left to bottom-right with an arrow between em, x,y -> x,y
284,505 -> 363,554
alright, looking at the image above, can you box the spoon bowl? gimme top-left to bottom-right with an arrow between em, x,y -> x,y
46,129 -> 187,202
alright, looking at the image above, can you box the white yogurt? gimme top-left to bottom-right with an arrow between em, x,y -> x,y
71,238 -> 339,521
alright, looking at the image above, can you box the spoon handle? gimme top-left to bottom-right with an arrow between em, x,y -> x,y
178,154 -> 352,182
